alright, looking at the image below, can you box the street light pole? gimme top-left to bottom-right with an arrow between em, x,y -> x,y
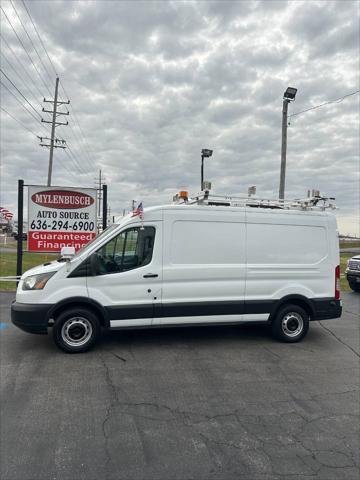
201,154 -> 204,191
200,149 -> 213,191
278,87 -> 297,201
279,98 -> 290,201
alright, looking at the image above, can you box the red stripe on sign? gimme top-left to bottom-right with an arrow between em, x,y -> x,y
28,231 -> 96,252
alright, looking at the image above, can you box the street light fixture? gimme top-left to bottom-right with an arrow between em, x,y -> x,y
284,87 -> 297,100
201,149 -> 213,191
279,87 -> 297,200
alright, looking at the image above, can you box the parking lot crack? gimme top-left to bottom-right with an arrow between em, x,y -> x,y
343,309 -> 358,317
262,345 -> 282,360
110,351 -> 127,362
318,321 -> 360,358
98,353 -> 121,478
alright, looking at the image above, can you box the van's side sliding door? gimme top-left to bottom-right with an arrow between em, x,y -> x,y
160,210 -> 246,325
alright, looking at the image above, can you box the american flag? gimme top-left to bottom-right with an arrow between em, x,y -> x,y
0,207 -> 13,220
132,202 -> 144,229
132,202 -> 144,219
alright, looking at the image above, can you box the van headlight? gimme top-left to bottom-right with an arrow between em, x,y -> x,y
22,272 -> 56,290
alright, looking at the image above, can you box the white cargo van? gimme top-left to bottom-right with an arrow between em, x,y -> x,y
11,193 -> 342,353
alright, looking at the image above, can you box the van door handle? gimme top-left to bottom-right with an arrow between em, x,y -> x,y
143,273 -> 158,278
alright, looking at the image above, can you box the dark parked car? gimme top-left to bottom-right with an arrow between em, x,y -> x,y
13,232 -> 27,241
346,255 -> 360,292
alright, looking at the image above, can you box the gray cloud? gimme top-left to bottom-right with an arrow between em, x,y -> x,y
0,0 -> 359,236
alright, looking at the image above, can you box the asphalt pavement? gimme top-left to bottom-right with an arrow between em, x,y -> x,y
0,292 -> 359,480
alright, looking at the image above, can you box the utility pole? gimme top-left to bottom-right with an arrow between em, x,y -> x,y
41,77 -> 70,186
96,169 -> 103,217
95,169 -> 105,232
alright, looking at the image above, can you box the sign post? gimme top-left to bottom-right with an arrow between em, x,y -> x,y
16,179 -> 24,280
102,184 -> 107,231
27,186 -> 97,253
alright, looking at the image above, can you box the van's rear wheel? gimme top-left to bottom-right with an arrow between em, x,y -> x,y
272,304 -> 309,342
53,307 -> 100,353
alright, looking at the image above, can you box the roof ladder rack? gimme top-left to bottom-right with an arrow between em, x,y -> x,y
173,190 -> 337,211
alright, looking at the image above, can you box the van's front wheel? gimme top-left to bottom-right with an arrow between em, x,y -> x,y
271,304 -> 309,342
53,307 -> 100,353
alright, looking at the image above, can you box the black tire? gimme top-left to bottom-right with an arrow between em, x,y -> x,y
271,304 -> 309,343
53,307 -> 100,353
348,282 -> 360,293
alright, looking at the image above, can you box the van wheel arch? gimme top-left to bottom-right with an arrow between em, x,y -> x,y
48,298 -> 108,328
269,296 -> 314,324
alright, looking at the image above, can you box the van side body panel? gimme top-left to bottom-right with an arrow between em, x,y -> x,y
160,208 -> 246,324
245,210 -> 335,306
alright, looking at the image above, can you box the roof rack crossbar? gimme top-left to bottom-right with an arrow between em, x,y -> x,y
173,191 -> 336,211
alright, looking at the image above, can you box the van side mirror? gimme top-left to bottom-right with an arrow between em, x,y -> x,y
61,246 -> 76,260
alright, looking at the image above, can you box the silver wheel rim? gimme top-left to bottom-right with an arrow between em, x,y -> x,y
281,312 -> 304,337
61,316 -> 93,347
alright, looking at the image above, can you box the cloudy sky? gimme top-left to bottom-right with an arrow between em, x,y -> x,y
1,0 -> 359,235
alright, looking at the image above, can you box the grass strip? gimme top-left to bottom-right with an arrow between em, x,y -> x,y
0,251 -> 58,291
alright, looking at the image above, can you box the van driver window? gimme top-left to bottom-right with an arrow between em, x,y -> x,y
93,227 -> 155,275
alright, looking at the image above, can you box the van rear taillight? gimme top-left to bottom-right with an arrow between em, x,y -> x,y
335,265 -> 341,299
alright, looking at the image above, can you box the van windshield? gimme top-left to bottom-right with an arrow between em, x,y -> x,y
69,224 -> 119,261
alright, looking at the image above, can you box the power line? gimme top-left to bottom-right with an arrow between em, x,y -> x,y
0,32 -> 46,101
1,105 -> 40,137
0,5 -> 52,97
0,68 -> 41,119
288,90 -> 360,119
19,1 -> 98,173
66,146 -> 93,176
0,49 -> 43,111
60,116 -> 97,171
60,150 -> 79,178
65,147 -> 87,175
0,80 -> 47,133
21,0 -> 58,77
50,80 -> 97,173
60,79 -> 98,170
10,0 -> 54,86
60,127 -> 89,164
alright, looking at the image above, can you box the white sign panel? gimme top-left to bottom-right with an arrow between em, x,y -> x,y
28,186 -> 97,252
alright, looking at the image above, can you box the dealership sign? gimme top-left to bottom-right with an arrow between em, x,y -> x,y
28,186 -> 97,252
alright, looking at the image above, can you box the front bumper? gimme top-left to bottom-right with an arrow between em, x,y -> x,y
11,301 -> 53,334
346,270 -> 360,284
